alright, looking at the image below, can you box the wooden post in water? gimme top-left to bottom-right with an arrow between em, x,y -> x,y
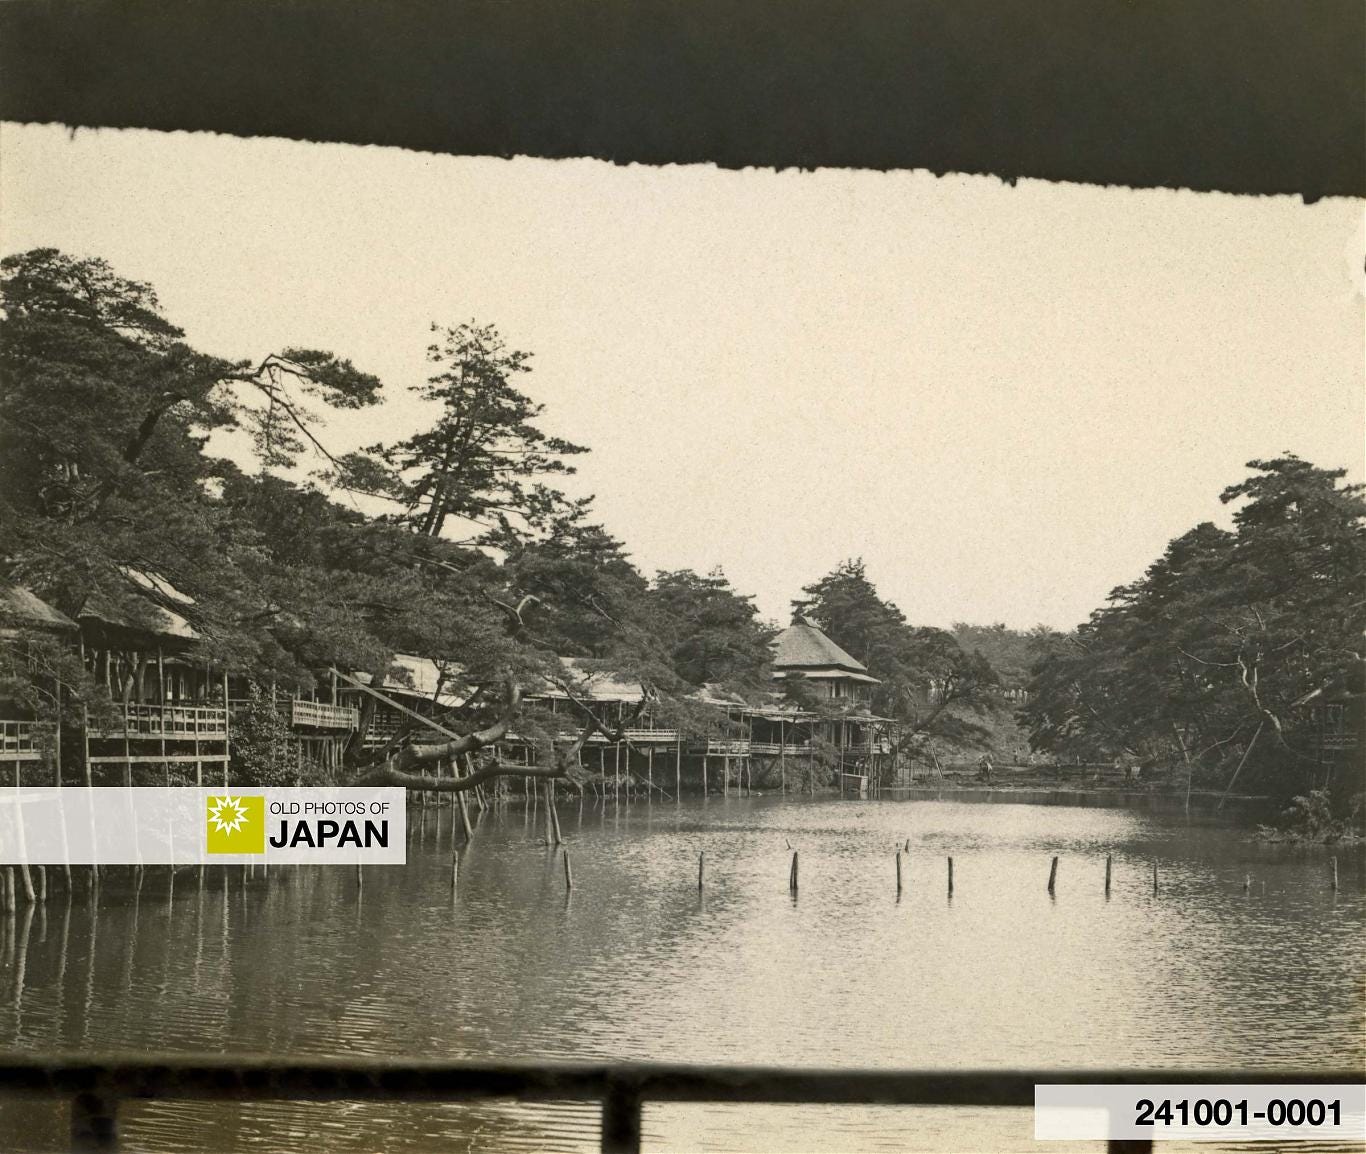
947,856 -> 954,897
1243,873 -> 1251,894
1152,862 -> 1159,895
549,792 -> 564,846
1105,854 -> 1112,897
895,850 -> 902,896
697,851 -> 704,892
789,850 -> 799,892
562,848 -> 573,891
457,759 -> 475,841
355,863 -> 363,892
1047,856 -> 1058,895
450,854 -> 458,896
1330,856 -> 1338,891
12,763 -> 35,905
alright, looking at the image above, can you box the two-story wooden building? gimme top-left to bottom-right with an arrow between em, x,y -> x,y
760,615 -> 896,792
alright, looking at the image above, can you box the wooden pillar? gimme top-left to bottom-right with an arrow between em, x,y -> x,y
53,676 -> 71,890
222,671 -> 230,786
80,705 -> 91,788
157,645 -> 167,785
53,676 -> 63,788
779,718 -> 786,795
746,714 -> 753,795
13,763 -> 35,903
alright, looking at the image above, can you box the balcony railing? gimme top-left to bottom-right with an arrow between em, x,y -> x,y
839,739 -> 891,756
0,720 -> 41,761
87,704 -> 228,740
290,700 -> 360,731
748,741 -> 812,756
699,739 -> 750,756
0,1056 -> 1353,1154
548,729 -> 682,745
620,728 -> 680,743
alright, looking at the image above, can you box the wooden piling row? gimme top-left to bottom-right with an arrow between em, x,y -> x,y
1,843 -> 1326,921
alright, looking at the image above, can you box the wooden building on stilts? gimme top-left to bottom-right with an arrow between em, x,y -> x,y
76,571 -> 231,787
761,615 -> 897,794
3,580 -> 899,801
0,585 -> 78,779
0,577 -> 363,789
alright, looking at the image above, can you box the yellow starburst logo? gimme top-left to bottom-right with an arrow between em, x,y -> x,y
205,794 -> 266,854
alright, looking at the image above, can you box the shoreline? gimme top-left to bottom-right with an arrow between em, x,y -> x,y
874,779 -> 1273,820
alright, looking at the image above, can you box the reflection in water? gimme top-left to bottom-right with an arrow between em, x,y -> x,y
0,797 -> 1361,1152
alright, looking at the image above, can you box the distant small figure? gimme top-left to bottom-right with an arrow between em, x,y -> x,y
977,754 -> 994,783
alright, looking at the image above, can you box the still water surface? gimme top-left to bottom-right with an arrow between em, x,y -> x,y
2,796 -> 1362,1152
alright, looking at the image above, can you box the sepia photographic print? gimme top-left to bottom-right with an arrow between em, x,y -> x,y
0,2 -> 1362,1152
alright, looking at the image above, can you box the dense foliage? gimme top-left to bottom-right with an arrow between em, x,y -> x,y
793,559 -> 1004,756
1020,457 -> 1365,810
6,250 -> 1356,801
0,250 -> 790,771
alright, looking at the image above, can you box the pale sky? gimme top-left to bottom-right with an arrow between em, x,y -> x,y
1,122 -> 1362,630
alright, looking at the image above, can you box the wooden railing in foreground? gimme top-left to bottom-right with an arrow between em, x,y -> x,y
0,1057 -> 1354,1154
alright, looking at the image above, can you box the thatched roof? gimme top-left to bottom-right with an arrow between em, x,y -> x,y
540,658 -> 646,703
79,574 -> 199,641
772,617 -> 870,675
354,654 -> 467,708
0,585 -> 76,635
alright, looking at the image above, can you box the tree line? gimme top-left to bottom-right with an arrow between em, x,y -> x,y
4,249 -> 1356,807
1019,456 -> 1364,815
0,249 -> 1009,789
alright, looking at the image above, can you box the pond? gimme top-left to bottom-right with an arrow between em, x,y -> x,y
2,795 -> 1362,1152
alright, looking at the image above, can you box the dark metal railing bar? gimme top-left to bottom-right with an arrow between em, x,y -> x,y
70,1090 -> 116,1153
601,1075 -> 644,1154
0,1058 -> 1353,1154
